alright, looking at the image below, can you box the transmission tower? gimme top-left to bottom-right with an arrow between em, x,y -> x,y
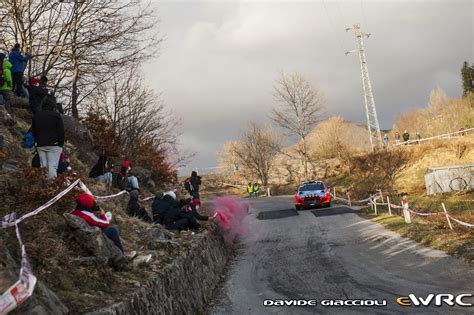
345,23 -> 382,151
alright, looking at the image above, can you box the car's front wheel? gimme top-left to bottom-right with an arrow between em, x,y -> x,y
295,205 -> 302,211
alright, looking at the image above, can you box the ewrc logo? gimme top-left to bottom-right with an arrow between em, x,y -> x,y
396,294 -> 473,307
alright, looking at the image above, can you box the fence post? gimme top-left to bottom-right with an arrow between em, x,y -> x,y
387,196 -> 392,216
374,196 -> 378,215
334,187 -> 336,199
441,202 -> 453,230
378,189 -> 383,201
347,193 -> 351,206
267,187 -> 271,197
402,195 -> 411,223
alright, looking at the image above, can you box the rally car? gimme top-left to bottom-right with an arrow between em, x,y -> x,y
294,181 -> 331,210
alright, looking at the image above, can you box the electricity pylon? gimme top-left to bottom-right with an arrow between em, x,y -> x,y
345,23 -> 382,151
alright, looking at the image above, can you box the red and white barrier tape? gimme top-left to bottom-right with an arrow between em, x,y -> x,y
407,208 -> 443,216
447,215 -> 474,228
2,179 -> 81,228
0,217 -> 37,314
93,190 -> 129,200
92,189 -> 154,202
331,192 -> 381,205
0,179 -> 157,313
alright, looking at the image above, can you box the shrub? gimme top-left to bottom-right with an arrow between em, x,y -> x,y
350,148 -> 411,197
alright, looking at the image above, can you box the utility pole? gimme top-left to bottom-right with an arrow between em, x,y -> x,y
345,23 -> 382,151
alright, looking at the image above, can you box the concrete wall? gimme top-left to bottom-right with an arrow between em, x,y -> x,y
425,165 -> 474,195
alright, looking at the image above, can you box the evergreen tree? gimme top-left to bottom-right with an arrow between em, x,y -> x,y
461,61 -> 474,97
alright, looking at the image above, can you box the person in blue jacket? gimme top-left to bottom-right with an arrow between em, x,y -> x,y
8,43 -> 31,97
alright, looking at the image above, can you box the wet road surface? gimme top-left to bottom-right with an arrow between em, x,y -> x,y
209,196 -> 474,314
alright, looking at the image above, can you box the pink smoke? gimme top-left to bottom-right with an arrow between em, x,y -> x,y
211,196 -> 247,243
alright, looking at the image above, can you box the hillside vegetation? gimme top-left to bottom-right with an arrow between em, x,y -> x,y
0,106 -> 212,312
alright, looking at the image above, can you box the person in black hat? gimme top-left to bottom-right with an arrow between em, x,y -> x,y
127,190 -> 152,223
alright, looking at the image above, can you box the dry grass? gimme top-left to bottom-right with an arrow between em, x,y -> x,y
364,213 -> 473,263
396,134 -> 474,193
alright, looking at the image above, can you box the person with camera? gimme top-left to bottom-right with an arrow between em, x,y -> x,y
8,43 -> 31,97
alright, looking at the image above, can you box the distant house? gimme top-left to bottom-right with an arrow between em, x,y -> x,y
425,164 -> 474,195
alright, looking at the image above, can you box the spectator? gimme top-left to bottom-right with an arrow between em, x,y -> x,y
57,150 -> 71,174
152,191 -> 176,224
402,130 -> 410,144
32,97 -> 64,179
162,198 -> 196,231
127,190 -> 152,223
459,127 -> 465,136
8,44 -> 31,97
0,53 -> 13,105
253,183 -> 260,198
395,132 -> 401,145
89,155 -> 114,185
27,76 -> 48,114
190,198 -> 212,221
116,160 -> 139,190
416,132 -> 421,144
383,134 -> 389,146
185,171 -> 201,198
39,75 -> 48,89
71,193 -> 136,259
247,182 -> 253,198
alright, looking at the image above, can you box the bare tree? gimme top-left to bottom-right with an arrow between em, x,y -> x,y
0,0 -> 160,118
230,123 -> 281,187
272,72 -> 325,180
64,0 -> 160,118
88,65 -> 178,161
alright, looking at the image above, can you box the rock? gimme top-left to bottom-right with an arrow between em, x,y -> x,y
63,214 -> 130,271
152,226 -> 173,240
0,239 -> 68,315
146,239 -> 180,251
75,256 -> 100,266
62,115 -> 93,144
1,161 -> 20,173
89,232 -> 230,315
62,115 -> 97,165
0,105 -> 14,125
132,166 -> 152,183
145,179 -> 156,189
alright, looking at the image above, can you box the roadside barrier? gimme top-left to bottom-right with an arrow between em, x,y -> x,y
368,192 -> 473,229
395,127 -> 474,146
332,187 -> 473,229
0,179 -> 156,313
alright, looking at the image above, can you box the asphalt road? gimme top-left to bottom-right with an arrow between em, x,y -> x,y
209,196 -> 474,315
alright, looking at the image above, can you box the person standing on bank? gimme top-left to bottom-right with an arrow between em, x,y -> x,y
8,44 -> 31,97
32,97 -> 64,179
185,171 -> 202,199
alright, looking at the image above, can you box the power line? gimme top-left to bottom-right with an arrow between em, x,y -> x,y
322,0 -> 345,51
360,0 -> 368,28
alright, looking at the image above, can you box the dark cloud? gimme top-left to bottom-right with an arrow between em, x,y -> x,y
144,0 -> 473,173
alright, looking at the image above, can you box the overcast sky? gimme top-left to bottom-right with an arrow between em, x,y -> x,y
144,0 -> 473,174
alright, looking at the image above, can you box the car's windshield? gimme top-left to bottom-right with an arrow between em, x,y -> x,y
299,183 -> 325,191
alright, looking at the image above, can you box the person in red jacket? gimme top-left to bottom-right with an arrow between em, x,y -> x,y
71,193 -> 136,259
